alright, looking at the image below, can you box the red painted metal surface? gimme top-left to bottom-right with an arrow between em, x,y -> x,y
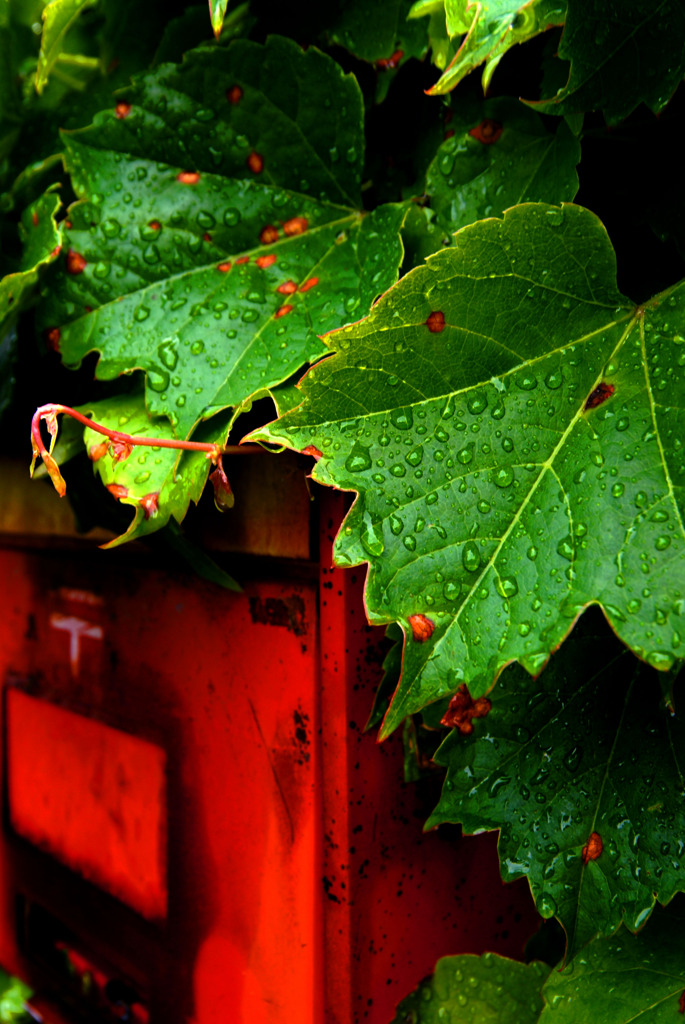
0,478 -> 539,1022
6,690 -> 167,922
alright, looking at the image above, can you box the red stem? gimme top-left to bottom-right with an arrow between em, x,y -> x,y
31,403 -> 262,459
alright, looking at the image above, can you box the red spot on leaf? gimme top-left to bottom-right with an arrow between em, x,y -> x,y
106,484 -> 129,500
376,49 -> 404,70
408,614 -> 435,643
260,224 -> 279,245
50,245 -> 62,258
679,991 -> 685,1014
283,216 -> 308,236
203,232 -> 212,242
109,440 -> 133,462
584,381 -> 615,410
148,220 -> 161,231
302,445 -> 322,459
139,492 -> 160,519
31,210 -> 39,227
89,441 -> 108,462
275,304 -> 293,318
247,151 -> 264,174
64,220 -> 72,229
444,129 -> 455,140
299,277 -> 319,293
236,256 -> 250,265
66,250 -> 87,274
469,119 -> 503,145
177,171 -> 201,185
45,328 -> 61,351
115,101 -> 131,119
426,311 -> 445,333
441,685 -> 492,735
256,254 -> 277,269
217,261 -> 232,273
226,85 -> 243,105
581,832 -> 603,864
277,280 -> 297,295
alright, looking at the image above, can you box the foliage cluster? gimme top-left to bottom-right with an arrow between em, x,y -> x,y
1,0 -> 684,1018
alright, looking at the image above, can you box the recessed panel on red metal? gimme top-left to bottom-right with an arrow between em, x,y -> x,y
5,689 -> 167,921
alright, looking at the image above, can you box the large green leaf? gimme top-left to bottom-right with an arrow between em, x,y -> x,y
540,901 -> 685,1022
1,188 -> 61,332
427,613 -> 685,958
420,0 -> 566,95
254,203 -> 685,737
391,902 -> 685,1023
36,0 -> 97,95
390,951 -> 550,1023
79,391 -> 231,547
327,0 -> 428,65
39,37 -> 406,449
425,97 -> 580,239
534,0 -> 685,125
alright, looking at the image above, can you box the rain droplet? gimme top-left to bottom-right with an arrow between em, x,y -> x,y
462,541 -> 481,573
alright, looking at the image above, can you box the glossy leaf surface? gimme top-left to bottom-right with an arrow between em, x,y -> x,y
427,613 -> 685,957
39,37 -> 406,445
81,392 -> 230,547
535,0 -> 685,124
256,203 -> 685,736
427,0 -> 566,94
426,98 -> 579,238
208,0 -> 229,39
390,951 -> 550,1022
327,0 -> 428,83
1,189 -> 61,333
540,901 -> 685,1022
36,0 -> 97,94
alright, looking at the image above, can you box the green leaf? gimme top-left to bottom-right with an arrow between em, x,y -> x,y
534,0 -> 685,125
327,0 -> 428,70
1,188 -> 61,333
40,37 -> 407,447
208,0 -> 229,40
390,951 -> 550,1022
0,966 -> 31,1022
427,612 -> 685,958
36,0 -> 97,95
540,900 -> 685,1022
426,97 -> 580,240
80,392 -> 231,547
366,621 -> 404,728
254,203 -> 685,737
427,0 -> 566,95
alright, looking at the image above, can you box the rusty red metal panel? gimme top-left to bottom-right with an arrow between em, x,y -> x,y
0,548 -> 323,1024
318,492 -> 539,1024
6,689 -> 167,922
